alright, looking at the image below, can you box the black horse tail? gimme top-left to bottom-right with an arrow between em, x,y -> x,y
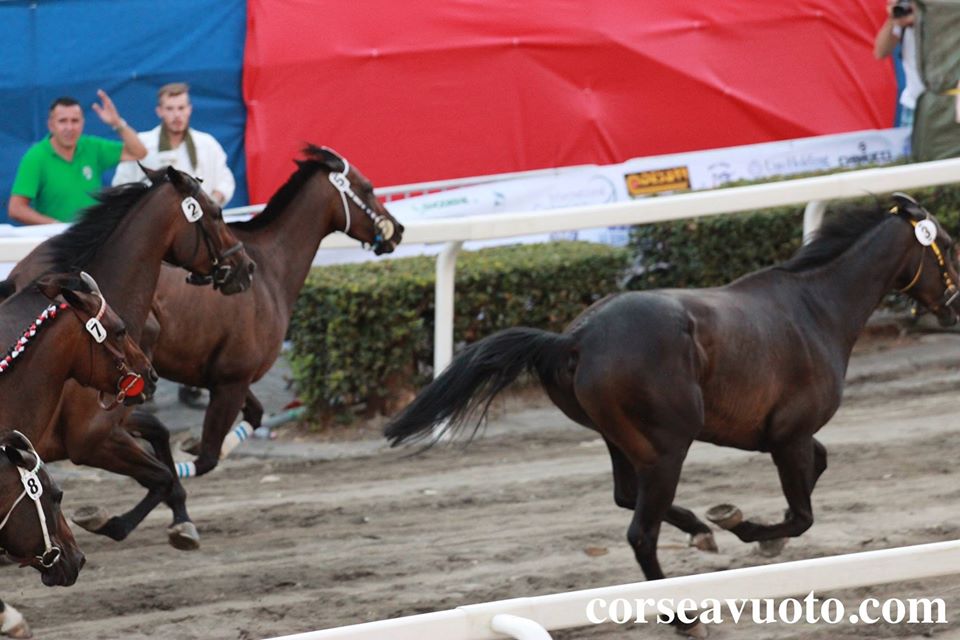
384,327 -> 575,447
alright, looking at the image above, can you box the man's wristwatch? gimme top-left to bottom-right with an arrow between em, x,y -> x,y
113,118 -> 128,132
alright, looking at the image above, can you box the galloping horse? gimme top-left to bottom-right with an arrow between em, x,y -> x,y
0,431 -> 85,638
0,271 -> 155,639
2,166 -> 255,550
136,145 -> 403,479
386,195 -> 960,636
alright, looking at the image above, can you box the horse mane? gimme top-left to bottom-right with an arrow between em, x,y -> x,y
231,144 -> 338,232
776,204 -> 891,273
46,181 -> 156,271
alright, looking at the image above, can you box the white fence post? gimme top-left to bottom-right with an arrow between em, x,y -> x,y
434,240 -> 463,377
803,200 -> 826,245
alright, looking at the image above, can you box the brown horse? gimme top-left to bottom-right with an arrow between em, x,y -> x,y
0,271 -> 157,418
2,166 -> 255,550
0,430 -> 85,638
385,194 -> 960,636
0,273 -> 156,639
135,145 -> 403,480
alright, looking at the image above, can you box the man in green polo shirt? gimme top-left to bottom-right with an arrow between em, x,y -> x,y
8,91 -> 147,224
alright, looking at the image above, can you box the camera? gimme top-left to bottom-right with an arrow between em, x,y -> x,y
892,0 -> 913,18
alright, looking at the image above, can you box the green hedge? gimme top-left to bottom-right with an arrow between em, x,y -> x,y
289,242 -> 629,421
289,177 -> 960,423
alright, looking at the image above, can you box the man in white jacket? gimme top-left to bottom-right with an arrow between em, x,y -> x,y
113,82 -> 235,205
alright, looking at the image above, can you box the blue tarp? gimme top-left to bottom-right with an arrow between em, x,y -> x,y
0,0 -> 247,223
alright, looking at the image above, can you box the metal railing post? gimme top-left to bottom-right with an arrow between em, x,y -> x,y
434,240 -> 463,377
802,200 -> 826,245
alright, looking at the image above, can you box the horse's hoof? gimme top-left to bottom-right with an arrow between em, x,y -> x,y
705,504 -> 742,530
3,620 -> 32,639
167,522 -> 200,551
1,605 -> 32,639
72,506 -> 112,533
690,532 -> 719,553
677,621 -> 709,639
758,537 -> 788,557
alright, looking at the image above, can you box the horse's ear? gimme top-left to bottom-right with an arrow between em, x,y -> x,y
140,163 -> 165,185
2,435 -> 38,471
34,273 -> 96,314
165,165 -> 187,190
891,192 -> 926,220
318,146 -> 346,173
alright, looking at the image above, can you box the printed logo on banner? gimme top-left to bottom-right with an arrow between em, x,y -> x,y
547,175 -> 617,208
836,141 -> 894,168
707,162 -> 735,188
624,167 -> 690,198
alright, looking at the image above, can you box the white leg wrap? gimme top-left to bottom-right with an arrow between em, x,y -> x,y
219,421 -> 252,460
175,461 -> 197,479
1,604 -> 25,633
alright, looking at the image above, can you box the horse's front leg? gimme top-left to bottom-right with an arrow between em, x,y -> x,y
190,381 -> 251,477
70,424 -> 198,551
0,600 -> 31,639
708,436 -> 824,556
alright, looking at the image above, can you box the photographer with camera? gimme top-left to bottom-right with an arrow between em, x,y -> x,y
874,0 -> 924,129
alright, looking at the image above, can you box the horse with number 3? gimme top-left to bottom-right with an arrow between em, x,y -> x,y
385,194 -> 960,637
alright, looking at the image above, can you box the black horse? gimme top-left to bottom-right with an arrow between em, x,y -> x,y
385,194 -> 960,636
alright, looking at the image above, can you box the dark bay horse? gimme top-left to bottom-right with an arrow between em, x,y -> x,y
385,194 -> 960,636
2,166 -> 255,550
0,430 -> 85,638
136,145 -> 403,479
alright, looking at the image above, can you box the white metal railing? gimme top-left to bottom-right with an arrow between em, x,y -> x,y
266,539 -> 960,639
1,158 -> 958,373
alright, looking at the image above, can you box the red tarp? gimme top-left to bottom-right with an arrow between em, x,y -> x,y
243,1 -> 894,203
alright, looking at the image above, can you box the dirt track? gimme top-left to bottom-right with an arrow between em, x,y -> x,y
5,332 -> 960,640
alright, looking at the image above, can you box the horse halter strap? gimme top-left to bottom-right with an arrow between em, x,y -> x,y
895,210 -> 960,312
72,289 -> 145,411
183,179 -> 245,289
327,158 -> 396,250
0,433 -> 61,569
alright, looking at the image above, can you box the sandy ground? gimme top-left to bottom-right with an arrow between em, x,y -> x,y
4,330 -> 960,640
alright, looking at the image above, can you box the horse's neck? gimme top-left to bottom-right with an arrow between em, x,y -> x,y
0,316 -> 76,437
85,193 -> 176,337
800,219 -> 912,349
241,178 -> 341,313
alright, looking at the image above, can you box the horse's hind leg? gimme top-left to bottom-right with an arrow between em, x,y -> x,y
124,411 -> 195,545
604,437 -> 716,552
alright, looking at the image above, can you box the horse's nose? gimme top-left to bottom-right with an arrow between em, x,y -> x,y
247,262 -> 256,276
149,368 -> 159,384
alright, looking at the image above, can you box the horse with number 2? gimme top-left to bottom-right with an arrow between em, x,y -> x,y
136,145 -> 403,482
386,194 -> 960,637
2,166 -> 255,551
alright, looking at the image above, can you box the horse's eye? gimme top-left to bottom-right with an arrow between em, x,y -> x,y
116,327 -> 127,339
